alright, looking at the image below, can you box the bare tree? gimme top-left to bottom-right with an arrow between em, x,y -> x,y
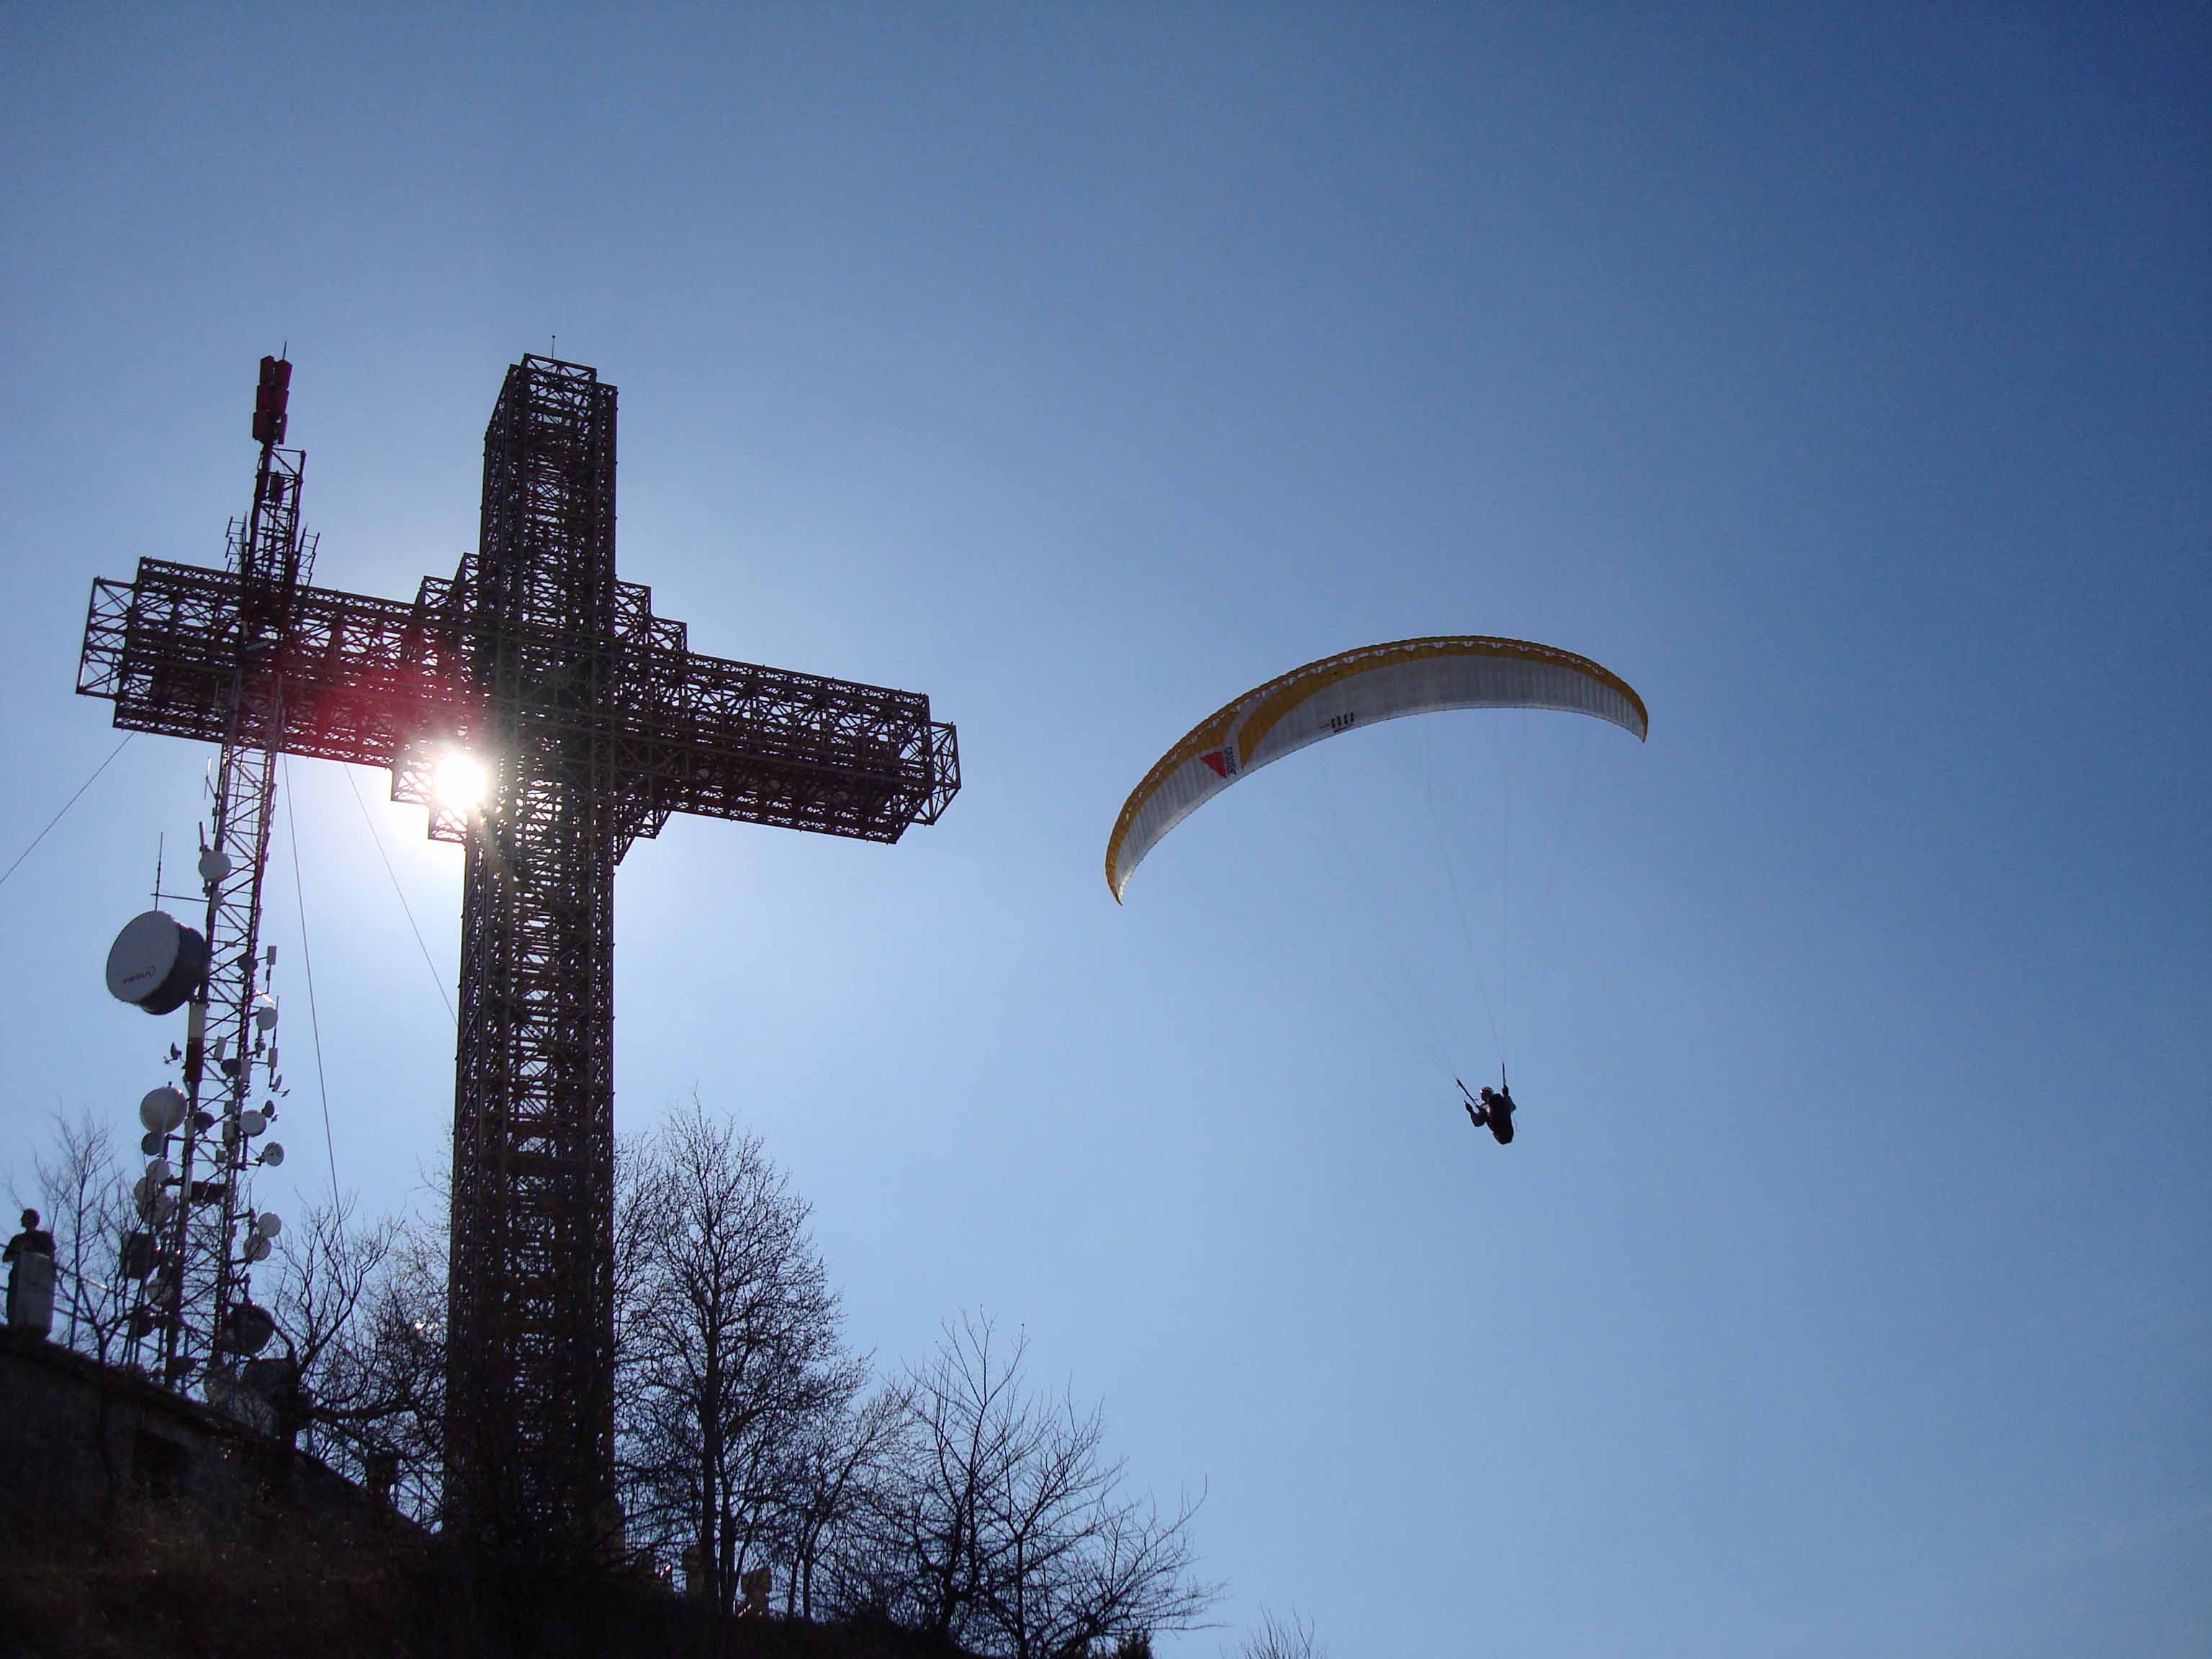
619,1096 -> 863,1614
605,1123 -> 678,1563
367,1200 -> 450,1521
1236,1609 -> 1325,1659
861,1311 -> 1221,1658
217,1174 -> 452,1524
779,1378 -> 913,1619
14,1108 -> 136,1362
263,1198 -> 395,1449
261,1197 -> 444,1493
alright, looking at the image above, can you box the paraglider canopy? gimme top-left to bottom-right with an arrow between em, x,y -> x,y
1105,635 -> 1647,902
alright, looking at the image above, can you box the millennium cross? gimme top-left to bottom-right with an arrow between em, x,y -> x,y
77,354 -> 961,1551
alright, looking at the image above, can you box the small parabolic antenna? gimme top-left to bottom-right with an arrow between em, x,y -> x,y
225,1109 -> 271,1146
106,912 -> 209,1016
227,1302 -> 276,1356
139,1086 -> 188,1135
258,1142 -> 285,1167
133,1178 -> 176,1224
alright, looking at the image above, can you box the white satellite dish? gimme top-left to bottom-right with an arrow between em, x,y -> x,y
197,847 -> 232,884
256,1213 -> 282,1240
144,1156 -> 173,1184
258,1142 -> 285,1167
139,1086 -> 187,1133
140,1130 -> 165,1156
239,1110 -> 266,1138
244,1234 -> 271,1264
252,995 -> 279,1034
106,912 -> 209,1015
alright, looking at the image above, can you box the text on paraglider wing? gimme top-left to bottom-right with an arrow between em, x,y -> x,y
1328,710 -> 1359,733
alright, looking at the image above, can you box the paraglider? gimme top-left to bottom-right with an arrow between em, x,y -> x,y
1103,635 -> 1646,903
1104,634 -> 1647,1142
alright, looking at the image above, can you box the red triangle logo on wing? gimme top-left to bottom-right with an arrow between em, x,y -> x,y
1200,750 -> 1229,778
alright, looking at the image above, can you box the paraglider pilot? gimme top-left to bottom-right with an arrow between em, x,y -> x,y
1457,1079 -> 1517,1145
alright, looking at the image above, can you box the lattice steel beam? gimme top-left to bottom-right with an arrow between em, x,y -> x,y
81,567 -> 958,844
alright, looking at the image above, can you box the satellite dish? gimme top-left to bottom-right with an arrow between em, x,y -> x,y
252,995 -> 279,1033
145,1156 -> 173,1184
197,848 -> 232,884
139,1086 -> 188,1134
258,1142 -> 285,1167
239,1110 -> 266,1138
106,912 -> 209,1015
256,1213 -> 282,1240
244,1234 -> 271,1263
140,1130 -> 165,1156
226,1303 -> 276,1356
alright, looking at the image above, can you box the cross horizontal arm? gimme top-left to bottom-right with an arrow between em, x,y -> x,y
79,558 -> 961,848
77,559 -> 471,771
619,644 -> 960,846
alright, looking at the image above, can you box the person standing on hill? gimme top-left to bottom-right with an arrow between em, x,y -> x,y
5,1208 -> 55,1331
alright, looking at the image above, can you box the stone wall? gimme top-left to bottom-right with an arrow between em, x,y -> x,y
0,1327 -> 390,1545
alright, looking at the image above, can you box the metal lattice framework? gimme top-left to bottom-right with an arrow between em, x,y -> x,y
78,355 -> 960,1553
123,413 -> 316,1393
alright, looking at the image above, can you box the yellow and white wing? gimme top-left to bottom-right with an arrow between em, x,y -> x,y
1104,636 -> 1647,902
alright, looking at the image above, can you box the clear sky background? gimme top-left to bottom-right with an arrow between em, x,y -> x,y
3,8 -> 2206,1655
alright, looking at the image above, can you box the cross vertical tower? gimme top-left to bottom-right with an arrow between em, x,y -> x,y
445,357 -> 626,1542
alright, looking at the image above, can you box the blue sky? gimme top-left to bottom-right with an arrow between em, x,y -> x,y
4,7 -> 2206,1653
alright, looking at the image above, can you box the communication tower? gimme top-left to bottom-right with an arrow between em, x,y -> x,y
101,356 -> 305,1394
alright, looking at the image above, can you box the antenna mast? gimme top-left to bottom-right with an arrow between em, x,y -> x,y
127,356 -> 314,1390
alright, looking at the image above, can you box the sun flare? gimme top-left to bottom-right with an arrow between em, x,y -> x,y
433,748 -> 490,815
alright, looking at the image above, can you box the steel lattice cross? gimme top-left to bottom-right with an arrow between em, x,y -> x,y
77,355 -> 960,1552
